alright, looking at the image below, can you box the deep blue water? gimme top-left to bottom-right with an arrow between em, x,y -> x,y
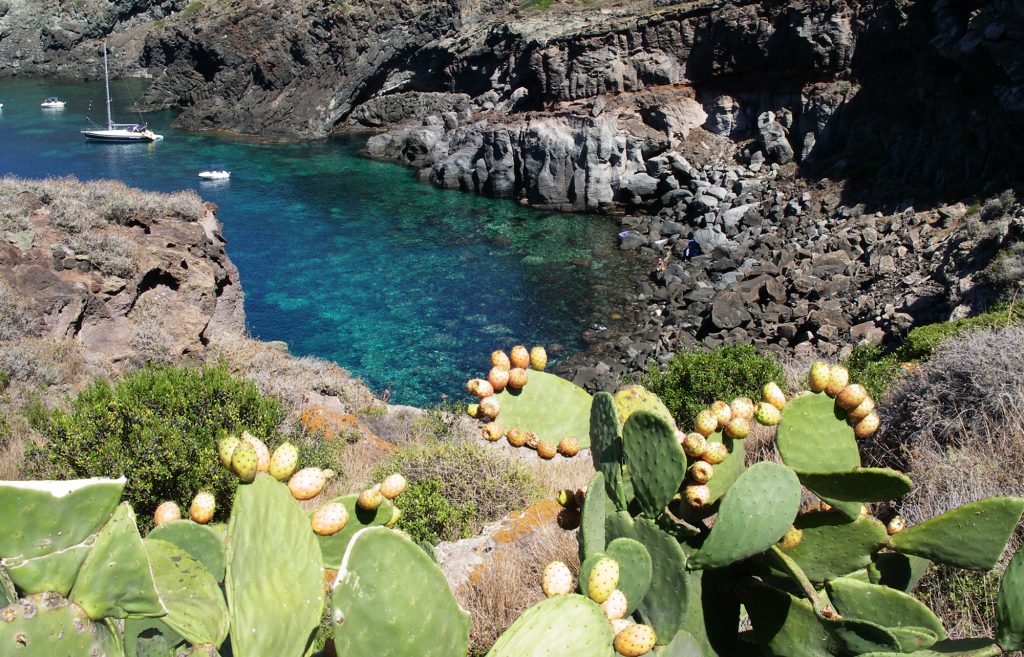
0,78 -> 641,405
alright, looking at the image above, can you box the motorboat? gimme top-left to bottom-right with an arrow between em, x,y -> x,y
41,97 -> 65,109
81,43 -> 163,143
198,170 -> 231,180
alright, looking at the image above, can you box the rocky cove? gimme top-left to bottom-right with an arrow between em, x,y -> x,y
1,0 -> 1022,391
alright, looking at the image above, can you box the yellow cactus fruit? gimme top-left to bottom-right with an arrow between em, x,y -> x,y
479,396 -> 501,420
778,525 -> 803,550
684,484 -> 711,508
763,381 -> 786,410
491,347 -> 512,368
379,473 -> 407,500
848,396 -> 876,422
689,460 -> 714,484
600,589 -> 628,621
836,383 -> 868,411
506,428 -> 528,448
825,365 -> 850,397
557,436 -> 581,457
530,346 -> 548,371
507,367 -> 528,390
679,432 -> 707,459
809,361 -> 830,392
288,467 -> 328,501
311,502 -> 349,536
537,441 -> 558,460
241,431 -> 271,473
694,409 -> 718,437
357,484 -> 385,511
613,623 -> 656,656
487,367 -> 509,393
730,397 -> 755,420
701,442 -> 729,465
542,561 -> 574,597
154,501 -> 181,526
854,412 -> 880,439
189,492 -> 215,524
724,417 -> 751,440
886,516 -> 906,535
491,350 -> 511,370
586,557 -> 620,604
709,400 -> 732,429
510,345 -> 530,369
482,422 -> 504,442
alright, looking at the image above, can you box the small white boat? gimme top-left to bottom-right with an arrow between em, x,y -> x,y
41,97 -> 65,109
81,43 -> 163,143
198,170 -> 231,180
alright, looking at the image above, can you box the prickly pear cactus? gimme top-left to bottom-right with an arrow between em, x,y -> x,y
574,360 -> 1024,657
310,492 -> 393,569
491,370 -> 593,447
0,592 -> 110,656
332,527 -> 469,657
485,594 -> 615,657
225,474 -> 324,657
68,502 -> 165,620
144,538 -> 228,647
147,520 -> 226,582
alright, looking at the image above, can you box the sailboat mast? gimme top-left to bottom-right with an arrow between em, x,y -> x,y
102,42 -> 113,130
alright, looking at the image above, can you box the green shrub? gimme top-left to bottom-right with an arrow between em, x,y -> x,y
372,441 -> 542,544
842,343 -> 904,400
640,344 -> 786,429
25,363 -> 326,527
896,305 -> 1023,362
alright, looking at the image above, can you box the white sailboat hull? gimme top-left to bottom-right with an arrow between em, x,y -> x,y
81,128 -> 163,142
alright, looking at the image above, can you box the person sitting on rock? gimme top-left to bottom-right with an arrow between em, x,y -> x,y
683,233 -> 702,260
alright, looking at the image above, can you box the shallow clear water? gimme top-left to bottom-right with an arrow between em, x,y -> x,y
0,78 -> 641,405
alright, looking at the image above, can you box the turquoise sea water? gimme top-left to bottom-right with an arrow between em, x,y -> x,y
0,78 -> 641,405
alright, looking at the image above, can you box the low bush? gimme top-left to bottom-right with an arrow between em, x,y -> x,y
640,344 -> 786,428
842,343 -> 904,400
372,441 -> 542,544
25,363 -> 328,526
894,304 -> 1023,362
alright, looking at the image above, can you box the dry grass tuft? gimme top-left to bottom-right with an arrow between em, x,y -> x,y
864,326 -> 1024,639
0,280 -> 39,342
457,521 -> 579,656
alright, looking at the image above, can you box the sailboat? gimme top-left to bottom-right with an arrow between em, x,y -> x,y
81,43 -> 162,143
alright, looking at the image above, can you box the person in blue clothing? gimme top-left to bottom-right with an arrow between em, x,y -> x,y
683,233 -> 702,260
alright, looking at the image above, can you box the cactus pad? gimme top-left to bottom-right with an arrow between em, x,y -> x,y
657,629 -> 705,657
605,538 -> 653,615
589,392 -> 628,509
332,527 -> 469,657
868,552 -> 931,592
826,578 -> 945,640
612,385 -> 676,431
705,433 -> 745,505
690,463 -> 801,569
124,618 -> 185,657
492,370 -> 592,447
226,474 -> 324,657
631,518 -> 691,645
784,511 -> 888,583
889,496 -> 1024,570
578,538 -> 652,616
579,472 -> 606,560
0,477 -> 125,560
776,392 -> 859,473
69,502 -> 165,620
857,639 -> 1003,656
4,536 -> 95,596
622,410 -> 686,517
794,468 -> 912,502
0,592 -> 108,656
996,545 -> 1024,650
485,594 -> 614,657
145,539 -> 229,647
310,493 -> 393,569
740,579 -> 836,657
819,615 -> 901,654
147,521 -> 226,582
